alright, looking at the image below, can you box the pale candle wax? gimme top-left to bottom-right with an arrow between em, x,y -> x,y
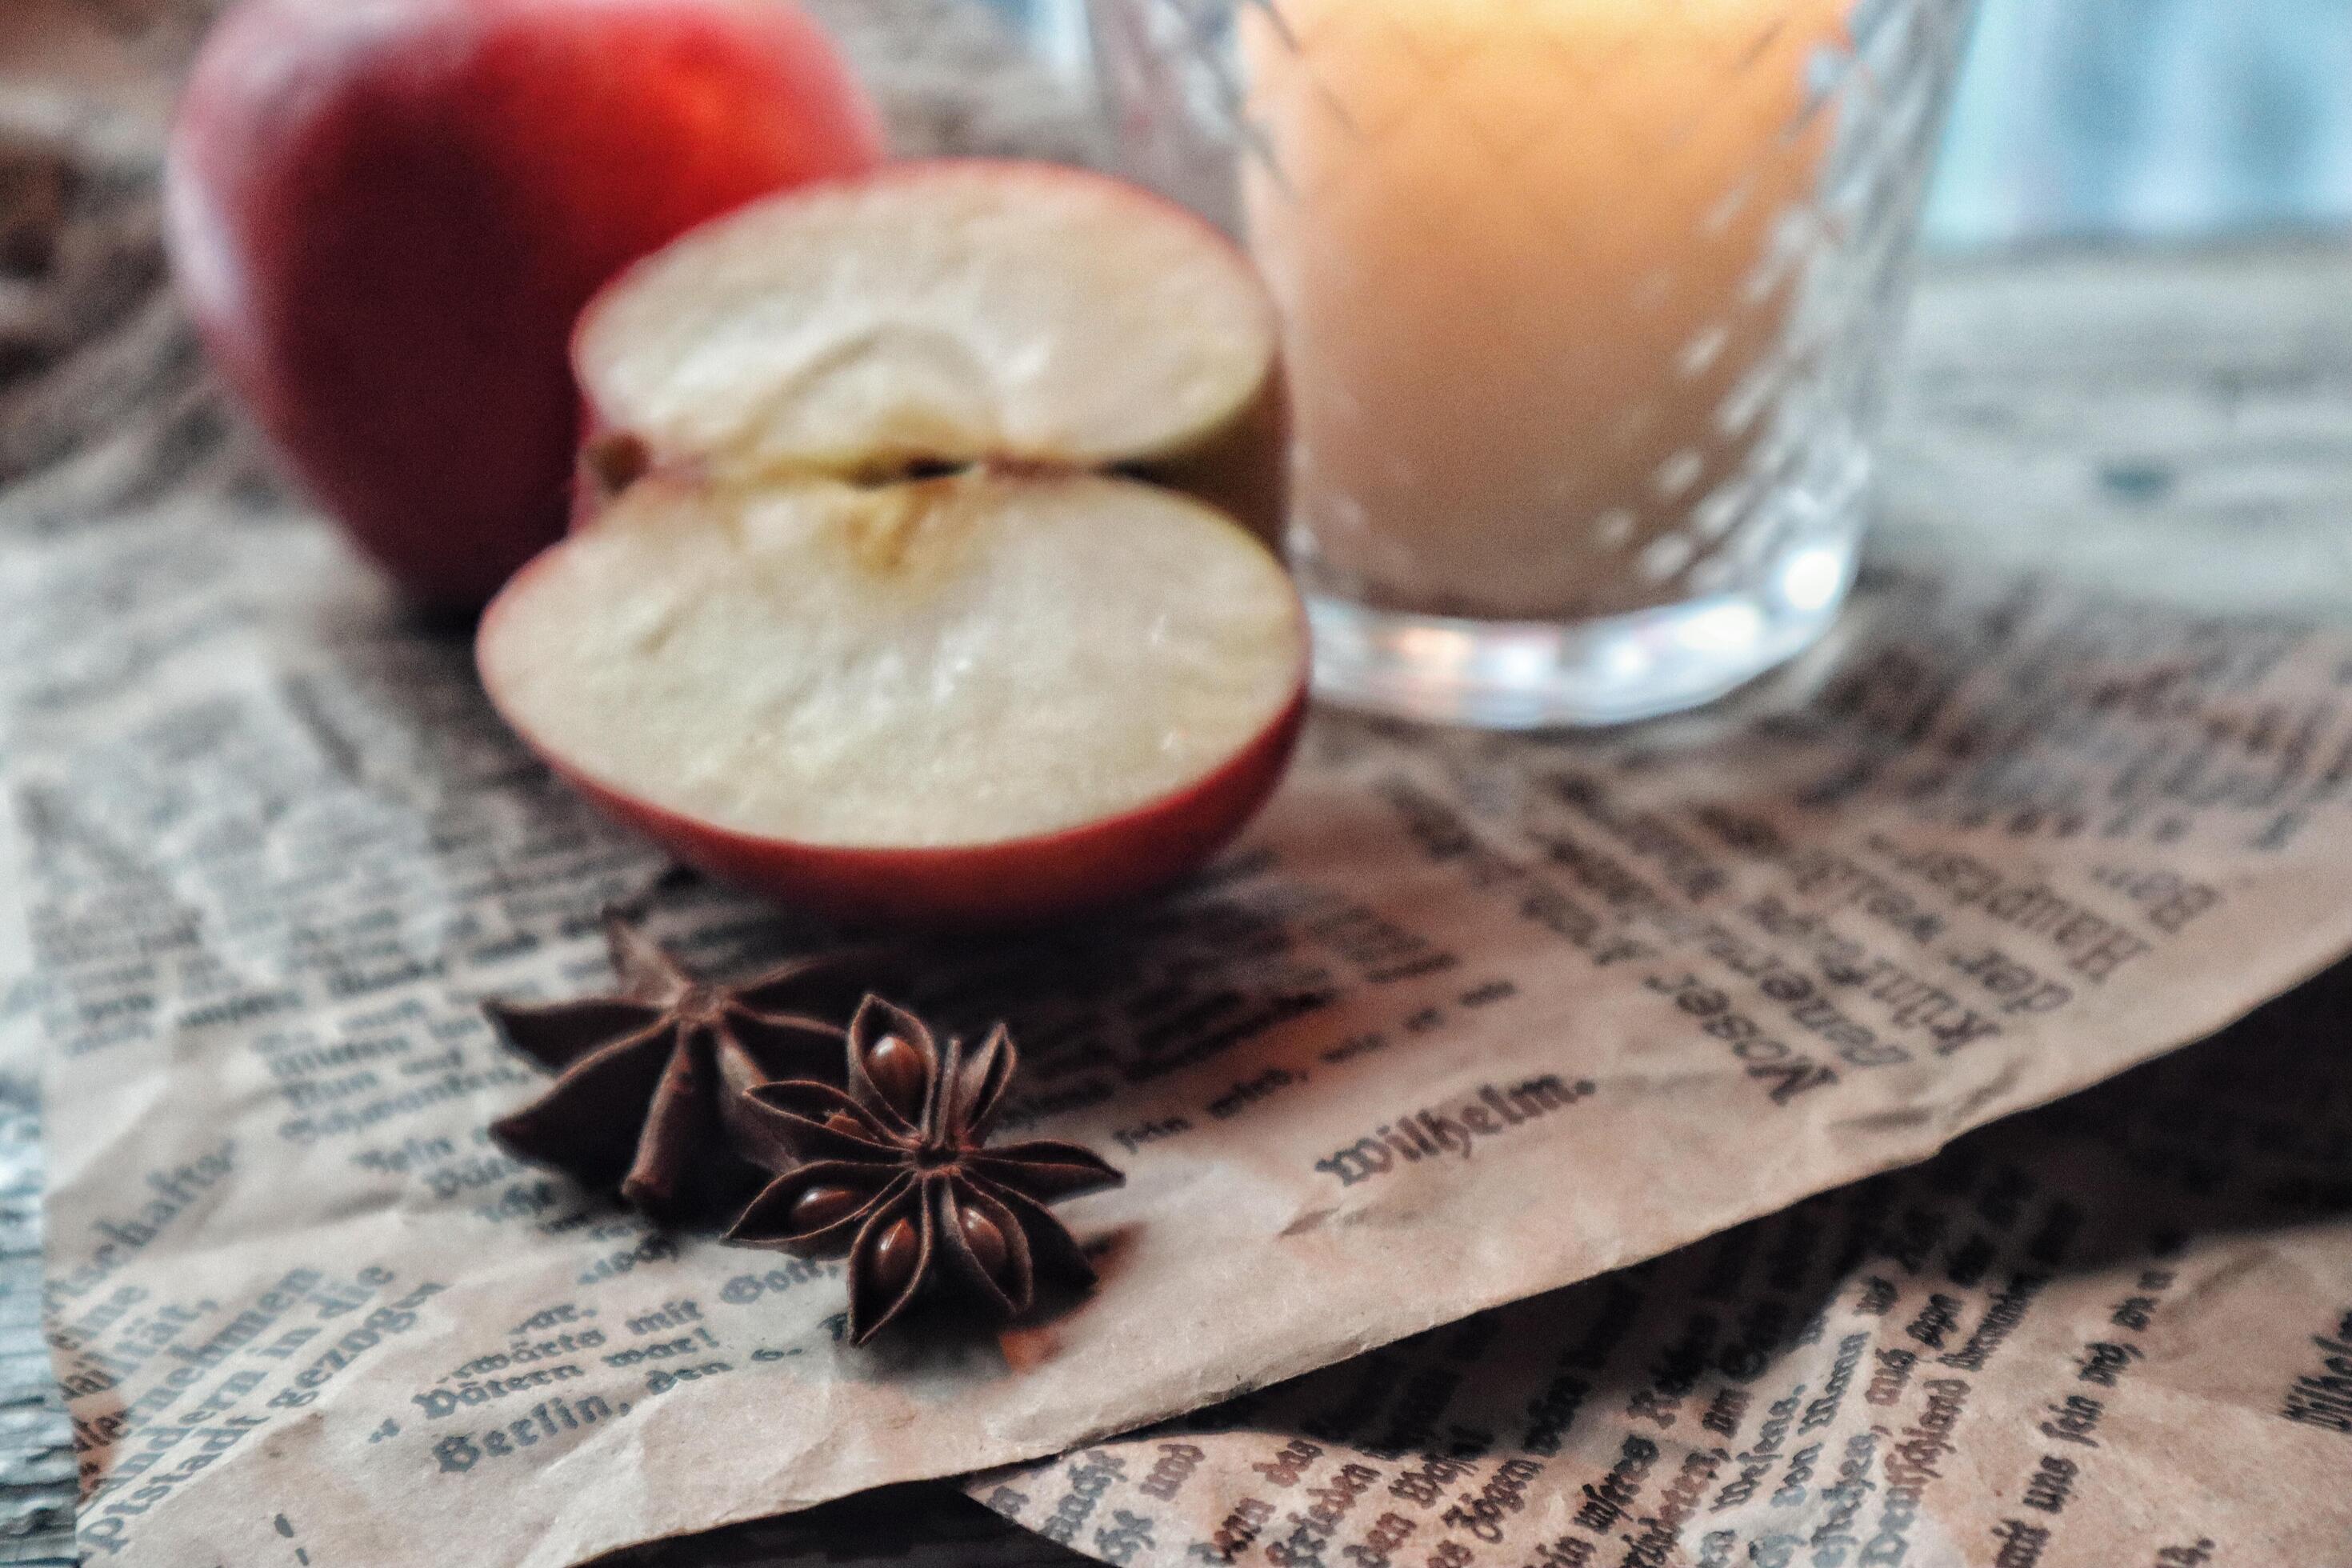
1242,0 -> 1849,622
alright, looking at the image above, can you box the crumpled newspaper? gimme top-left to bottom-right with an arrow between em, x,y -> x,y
10,9 -> 2352,1568
18,499 -> 2352,1567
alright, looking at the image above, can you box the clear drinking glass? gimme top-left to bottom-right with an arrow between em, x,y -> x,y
1082,0 -> 1981,726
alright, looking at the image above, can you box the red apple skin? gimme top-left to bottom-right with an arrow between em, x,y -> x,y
166,0 -> 885,608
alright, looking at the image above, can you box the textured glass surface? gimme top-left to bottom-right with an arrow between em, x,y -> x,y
1090,0 -> 1978,723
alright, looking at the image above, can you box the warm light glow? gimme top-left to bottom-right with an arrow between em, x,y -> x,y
1603,638 -> 1654,682
1779,544 -> 1847,613
1243,0 -> 1849,622
1394,625 -> 1481,672
1674,601 -> 1766,654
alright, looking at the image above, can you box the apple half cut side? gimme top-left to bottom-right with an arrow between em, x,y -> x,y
478,471 -> 1308,925
570,160 -> 1287,546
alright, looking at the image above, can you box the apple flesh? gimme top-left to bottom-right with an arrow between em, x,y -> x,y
493,161 -> 1302,922
166,0 -> 885,608
478,471 -> 1306,924
571,160 -> 1286,547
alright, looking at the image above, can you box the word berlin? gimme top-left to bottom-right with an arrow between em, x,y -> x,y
1315,1075 -> 1596,1186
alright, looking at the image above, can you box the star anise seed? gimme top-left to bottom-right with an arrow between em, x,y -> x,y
864,1034 -> 928,1119
483,914 -> 880,1223
727,995 -> 1124,1344
959,1208 -> 1009,1276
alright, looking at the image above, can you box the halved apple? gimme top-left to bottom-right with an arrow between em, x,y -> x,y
479,471 -> 1305,924
570,160 -> 1286,545
486,162 -> 1303,924
482,162 -> 1303,924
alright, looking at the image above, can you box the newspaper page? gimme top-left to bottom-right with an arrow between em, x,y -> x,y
632,968 -> 2352,1568
978,962 -> 2352,1568
13,10 -> 2352,1566
14,493 -> 2352,1566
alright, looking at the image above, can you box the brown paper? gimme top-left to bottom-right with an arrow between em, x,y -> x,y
13,8 -> 2352,1566
15,496 -> 2352,1565
978,964 -> 2352,1568
615,968 -> 2352,1568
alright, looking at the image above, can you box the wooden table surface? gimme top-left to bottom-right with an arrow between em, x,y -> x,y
1,30 -> 2349,1546
1874,242 -> 2352,622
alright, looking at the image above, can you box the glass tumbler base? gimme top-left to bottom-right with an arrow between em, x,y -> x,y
1304,528 -> 1861,730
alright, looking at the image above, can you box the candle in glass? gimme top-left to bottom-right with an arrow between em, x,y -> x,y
1241,0 -> 1850,622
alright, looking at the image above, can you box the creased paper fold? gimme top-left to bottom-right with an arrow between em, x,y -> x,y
14,508 -> 2352,1566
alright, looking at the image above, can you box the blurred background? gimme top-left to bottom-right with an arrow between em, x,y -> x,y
1926,0 -> 2352,248
1010,0 -> 2352,250
6,0 -> 2351,253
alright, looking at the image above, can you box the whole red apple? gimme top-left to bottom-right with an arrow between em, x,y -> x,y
166,0 -> 885,607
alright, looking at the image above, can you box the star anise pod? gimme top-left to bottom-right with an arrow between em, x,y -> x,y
728,997 -> 1124,1344
485,914 -> 874,1222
